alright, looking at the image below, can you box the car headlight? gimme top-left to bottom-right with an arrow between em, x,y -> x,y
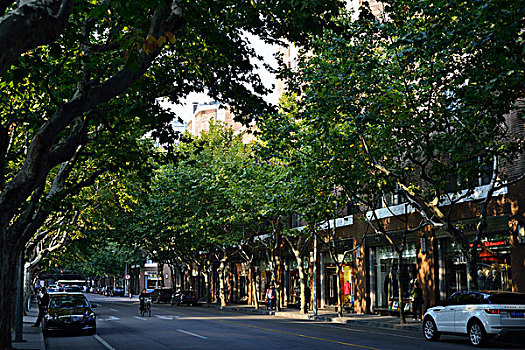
45,314 -> 58,321
85,311 -> 96,321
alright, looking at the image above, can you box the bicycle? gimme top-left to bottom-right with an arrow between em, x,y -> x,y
140,297 -> 152,317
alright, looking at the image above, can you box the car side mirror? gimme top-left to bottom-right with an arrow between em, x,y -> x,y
91,303 -> 98,308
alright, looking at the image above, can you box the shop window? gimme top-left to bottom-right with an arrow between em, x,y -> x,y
374,244 -> 417,308
445,236 -> 511,297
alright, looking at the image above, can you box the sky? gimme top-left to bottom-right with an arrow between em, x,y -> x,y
159,33 -> 279,123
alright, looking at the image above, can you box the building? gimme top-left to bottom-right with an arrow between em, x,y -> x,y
187,101 -> 255,143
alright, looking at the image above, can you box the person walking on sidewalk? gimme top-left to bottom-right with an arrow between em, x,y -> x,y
410,281 -> 423,321
265,285 -> 276,311
33,286 -> 49,327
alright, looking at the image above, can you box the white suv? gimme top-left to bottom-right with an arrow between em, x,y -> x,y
423,291 -> 525,347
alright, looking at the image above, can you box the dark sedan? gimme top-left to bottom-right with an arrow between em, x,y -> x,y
152,288 -> 173,303
43,292 -> 96,336
172,290 -> 199,306
111,286 -> 125,297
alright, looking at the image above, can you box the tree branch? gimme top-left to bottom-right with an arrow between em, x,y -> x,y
0,0 -> 74,74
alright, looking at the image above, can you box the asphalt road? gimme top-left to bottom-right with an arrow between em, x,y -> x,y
44,294 -> 525,350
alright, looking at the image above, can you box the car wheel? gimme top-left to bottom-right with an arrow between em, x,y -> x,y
423,317 -> 440,341
87,327 -> 96,336
468,320 -> 487,347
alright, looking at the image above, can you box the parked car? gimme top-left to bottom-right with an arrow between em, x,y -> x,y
111,286 -> 125,297
42,292 -> 96,336
47,285 -> 61,293
152,288 -> 173,303
64,285 -> 83,293
172,290 -> 198,306
423,291 -> 525,347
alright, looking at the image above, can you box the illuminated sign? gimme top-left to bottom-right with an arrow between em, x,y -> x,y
469,240 -> 508,248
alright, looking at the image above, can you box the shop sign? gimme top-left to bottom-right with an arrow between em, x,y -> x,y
377,243 -> 416,259
469,240 -> 508,248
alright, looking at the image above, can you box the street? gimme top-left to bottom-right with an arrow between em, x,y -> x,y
43,294 -> 525,350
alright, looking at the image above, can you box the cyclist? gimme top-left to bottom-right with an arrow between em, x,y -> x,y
138,288 -> 148,313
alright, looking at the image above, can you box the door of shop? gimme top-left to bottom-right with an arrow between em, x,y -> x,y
326,267 -> 338,305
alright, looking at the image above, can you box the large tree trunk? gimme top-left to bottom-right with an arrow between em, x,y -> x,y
218,258 -> 227,307
465,249 -> 479,291
336,263 -> 343,317
292,252 -> 308,315
23,262 -> 35,313
0,247 -> 19,349
205,263 -> 213,304
249,264 -> 259,309
397,251 -> 406,324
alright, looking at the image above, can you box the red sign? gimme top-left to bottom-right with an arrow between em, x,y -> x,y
469,240 -> 508,248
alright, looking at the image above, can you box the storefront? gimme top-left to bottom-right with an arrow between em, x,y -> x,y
373,243 -> 418,309
323,252 -> 354,306
444,231 -> 512,295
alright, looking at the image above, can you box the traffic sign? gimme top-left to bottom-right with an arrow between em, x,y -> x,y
125,274 -> 130,280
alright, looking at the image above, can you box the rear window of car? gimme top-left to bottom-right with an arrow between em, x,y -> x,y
487,293 -> 525,305
50,295 -> 90,308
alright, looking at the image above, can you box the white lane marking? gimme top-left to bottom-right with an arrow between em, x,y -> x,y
110,308 -> 118,312
155,315 -> 180,320
94,334 -> 116,350
99,316 -> 120,322
315,323 -> 421,340
133,316 -> 148,321
177,329 -> 207,339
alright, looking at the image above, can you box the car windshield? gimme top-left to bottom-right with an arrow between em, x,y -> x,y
49,295 -> 90,308
487,293 -> 525,305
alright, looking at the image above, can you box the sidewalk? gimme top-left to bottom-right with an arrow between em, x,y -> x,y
207,303 -> 423,332
12,302 -> 45,350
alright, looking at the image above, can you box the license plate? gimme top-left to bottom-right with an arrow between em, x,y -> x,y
510,312 -> 525,318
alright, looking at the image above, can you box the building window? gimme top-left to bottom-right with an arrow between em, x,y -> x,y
374,184 -> 407,209
291,212 -> 301,228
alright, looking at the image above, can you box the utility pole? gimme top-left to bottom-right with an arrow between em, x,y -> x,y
124,263 -> 128,295
313,233 -> 318,316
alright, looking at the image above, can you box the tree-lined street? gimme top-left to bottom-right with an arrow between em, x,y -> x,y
2,0 -> 524,349
40,294 -> 524,350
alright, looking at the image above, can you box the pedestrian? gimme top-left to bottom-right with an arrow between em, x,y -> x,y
304,285 -> 311,312
265,285 -> 276,311
33,286 -> 49,327
410,281 -> 423,321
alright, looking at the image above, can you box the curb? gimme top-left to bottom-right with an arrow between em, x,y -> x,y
208,304 -> 421,332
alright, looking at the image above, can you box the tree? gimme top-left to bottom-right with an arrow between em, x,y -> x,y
265,0 -> 524,306
0,1 -> 345,346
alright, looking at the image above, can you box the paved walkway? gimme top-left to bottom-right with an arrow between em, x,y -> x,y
12,302 -> 45,350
